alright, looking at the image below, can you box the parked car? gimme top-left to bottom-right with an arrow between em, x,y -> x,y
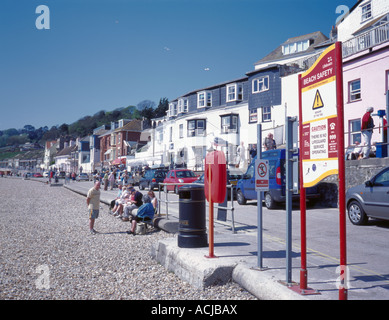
33,173 -> 43,178
194,168 -> 244,200
163,169 -> 199,193
43,171 -> 49,178
139,168 -> 168,191
346,166 -> 389,225
76,173 -> 90,182
236,149 -> 320,209
56,171 -> 66,179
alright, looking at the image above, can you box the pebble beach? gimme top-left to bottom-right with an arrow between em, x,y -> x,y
0,178 -> 256,300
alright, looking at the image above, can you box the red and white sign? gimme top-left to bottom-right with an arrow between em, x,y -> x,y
255,159 -> 269,191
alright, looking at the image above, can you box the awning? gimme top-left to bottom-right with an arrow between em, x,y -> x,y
111,158 -> 126,165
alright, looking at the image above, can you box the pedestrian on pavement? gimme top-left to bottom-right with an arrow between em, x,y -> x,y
361,107 -> 375,158
108,170 -> 115,190
103,171 -> 109,191
263,133 -> 276,151
87,181 -> 101,234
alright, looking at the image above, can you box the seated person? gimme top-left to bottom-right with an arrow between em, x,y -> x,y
110,184 -> 123,212
121,188 -> 143,221
345,141 -> 362,160
127,195 -> 155,235
112,186 -> 131,217
148,190 -> 158,214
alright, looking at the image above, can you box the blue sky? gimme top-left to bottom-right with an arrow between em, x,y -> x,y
0,0 -> 357,131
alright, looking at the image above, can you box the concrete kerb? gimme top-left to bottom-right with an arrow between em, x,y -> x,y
151,237 -> 306,300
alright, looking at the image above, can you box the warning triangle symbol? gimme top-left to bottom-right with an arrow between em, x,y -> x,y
312,90 -> 324,110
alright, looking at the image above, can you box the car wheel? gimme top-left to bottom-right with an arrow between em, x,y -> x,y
237,190 -> 247,205
264,192 -> 277,209
348,200 -> 368,225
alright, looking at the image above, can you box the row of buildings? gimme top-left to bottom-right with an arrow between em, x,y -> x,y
136,0 -> 389,171
1,0 -> 389,174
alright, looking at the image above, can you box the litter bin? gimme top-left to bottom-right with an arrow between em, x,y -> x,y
178,184 -> 208,248
376,142 -> 388,158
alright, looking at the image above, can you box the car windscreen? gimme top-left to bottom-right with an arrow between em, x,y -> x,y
154,171 -> 167,178
176,171 -> 196,178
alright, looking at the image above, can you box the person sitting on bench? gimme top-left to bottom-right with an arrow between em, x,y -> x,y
127,195 -> 155,235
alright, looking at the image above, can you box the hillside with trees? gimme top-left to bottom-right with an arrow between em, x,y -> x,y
0,98 -> 169,148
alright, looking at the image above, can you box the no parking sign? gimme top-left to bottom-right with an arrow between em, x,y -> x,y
255,159 -> 269,191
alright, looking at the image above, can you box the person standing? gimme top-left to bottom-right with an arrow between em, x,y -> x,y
87,181 -> 101,234
103,171 -> 109,191
108,170 -> 115,190
361,107 -> 375,158
263,133 -> 276,151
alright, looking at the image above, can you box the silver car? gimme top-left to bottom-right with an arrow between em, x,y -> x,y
346,166 -> 389,225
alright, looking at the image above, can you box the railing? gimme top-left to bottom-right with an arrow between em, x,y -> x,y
342,21 -> 389,58
157,182 -> 237,233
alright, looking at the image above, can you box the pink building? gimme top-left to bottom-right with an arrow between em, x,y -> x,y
338,0 -> 389,148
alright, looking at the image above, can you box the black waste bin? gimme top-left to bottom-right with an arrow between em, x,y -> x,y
178,184 -> 208,248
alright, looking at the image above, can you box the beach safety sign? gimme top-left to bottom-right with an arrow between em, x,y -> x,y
299,44 -> 340,188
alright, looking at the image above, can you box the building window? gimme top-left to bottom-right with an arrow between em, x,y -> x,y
361,2 -> 372,22
249,108 -> 258,123
169,102 -> 177,117
178,98 -> 188,113
187,119 -> 206,137
349,119 -> 361,145
282,40 -> 309,55
252,76 -> 269,93
197,91 -> 212,108
226,84 -> 243,102
169,127 -> 173,142
179,124 -> 183,138
262,106 -> 271,122
349,79 -> 361,102
221,114 -> 238,133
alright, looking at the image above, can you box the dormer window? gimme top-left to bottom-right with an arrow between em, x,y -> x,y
361,2 -> 372,22
168,102 -> 177,117
197,91 -> 212,108
178,98 -> 188,113
226,83 -> 243,102
282,40 -> 310,55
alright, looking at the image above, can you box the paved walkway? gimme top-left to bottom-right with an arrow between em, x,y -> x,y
53,179 -> 388,300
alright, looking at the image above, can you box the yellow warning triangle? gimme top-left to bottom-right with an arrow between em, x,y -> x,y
313,90 -> 324,109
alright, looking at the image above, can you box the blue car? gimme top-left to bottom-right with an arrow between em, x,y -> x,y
236,149 -> 320,209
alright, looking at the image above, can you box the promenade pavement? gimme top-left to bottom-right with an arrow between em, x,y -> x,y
34,178 -> 386,300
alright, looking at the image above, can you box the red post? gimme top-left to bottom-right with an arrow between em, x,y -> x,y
335,41 -> 347,300
206,163 -> 216,258
298,74 -> 308,290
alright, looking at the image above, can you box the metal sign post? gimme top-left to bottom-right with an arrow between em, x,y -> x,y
256,124 -> 265,269
387,90 -> 389,156
285,116 -> 298,285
